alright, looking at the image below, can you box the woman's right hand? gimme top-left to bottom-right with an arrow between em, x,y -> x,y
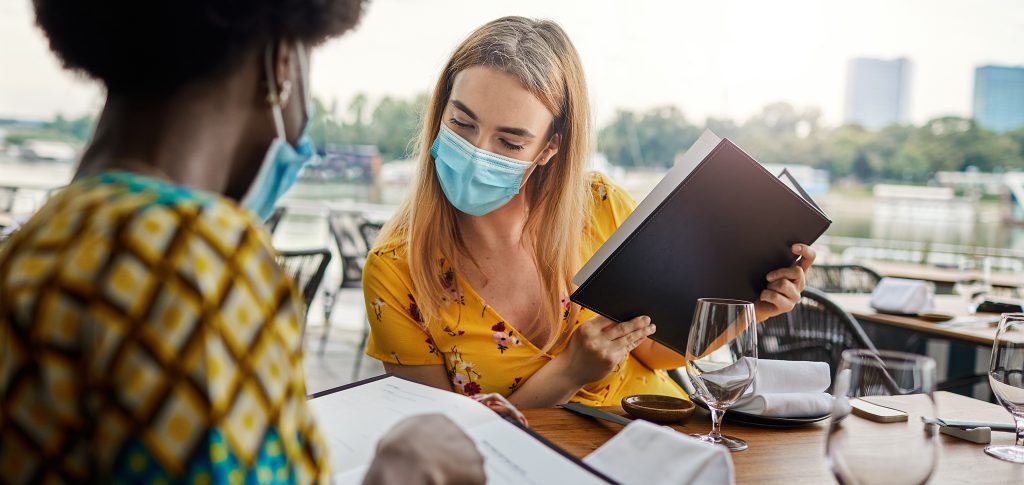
363,414 -> 486,485
556,315 -> 656,386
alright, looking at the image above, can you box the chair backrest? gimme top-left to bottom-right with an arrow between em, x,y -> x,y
327,210 -> 382,288
757,287 -> 878,389
276,248 -> 332,316
264,207 -> 287,235
0,187 -> 16,213
806,264 -> 882,294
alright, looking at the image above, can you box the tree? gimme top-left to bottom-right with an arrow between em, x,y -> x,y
307,92 -> 428,161
597,106 -> 700,168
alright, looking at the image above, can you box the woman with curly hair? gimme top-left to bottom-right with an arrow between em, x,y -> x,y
0,1 -> 485,483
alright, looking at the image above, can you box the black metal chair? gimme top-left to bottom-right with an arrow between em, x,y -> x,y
757,287 -> 879,388
806,264 -> 882,294
264,207 -> 287,235
276,248 -> 332,337
323,210 -> 384,379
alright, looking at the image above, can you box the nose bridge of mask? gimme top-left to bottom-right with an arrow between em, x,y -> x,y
438,124 -> 531,190
439,124 -> 531,170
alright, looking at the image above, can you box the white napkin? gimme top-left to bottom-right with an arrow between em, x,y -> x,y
731,360 -> 832,417
584,420 -> 735,485
870,277 -> 935,314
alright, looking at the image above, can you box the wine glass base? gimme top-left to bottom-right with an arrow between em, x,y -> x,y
690,433 -> 748,452
985,445 -> 1024,463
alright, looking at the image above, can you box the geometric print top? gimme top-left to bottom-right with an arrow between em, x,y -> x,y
0,171 -> 329,484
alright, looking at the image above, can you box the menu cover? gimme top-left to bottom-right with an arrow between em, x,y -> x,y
571,130 -> 831,355
308,375 -> 614,484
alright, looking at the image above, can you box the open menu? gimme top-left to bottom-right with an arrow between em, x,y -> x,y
571,129 -> 831,355
307,375 -> 612,484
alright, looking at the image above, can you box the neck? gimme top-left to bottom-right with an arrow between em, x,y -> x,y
75,77 -> 265,195
458,192 -> 531,251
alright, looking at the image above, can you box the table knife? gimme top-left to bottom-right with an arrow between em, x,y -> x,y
561,402 -> 634,426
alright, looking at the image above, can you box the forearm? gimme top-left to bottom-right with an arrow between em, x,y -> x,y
506,356 -> 585,409
630,339 -> 687,370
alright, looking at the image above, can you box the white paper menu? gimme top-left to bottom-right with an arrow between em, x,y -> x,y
307,376 -> 609,484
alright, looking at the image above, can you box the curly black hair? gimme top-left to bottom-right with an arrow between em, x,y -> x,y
33,0 -> 365,94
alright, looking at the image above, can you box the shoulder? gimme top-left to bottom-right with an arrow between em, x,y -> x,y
586,171 -> 637,236
363,237 -> 412,287
1,172 -> 273,308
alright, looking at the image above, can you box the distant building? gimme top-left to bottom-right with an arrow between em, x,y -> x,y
973,65 -> 1024,132
843,58 -> 912,129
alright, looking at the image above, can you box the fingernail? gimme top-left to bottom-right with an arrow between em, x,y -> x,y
643,316 -> 652,324
649,324 -> 657,333
792,244 -> 802,253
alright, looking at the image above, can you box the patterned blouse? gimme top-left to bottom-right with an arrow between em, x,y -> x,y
362,172 -> 686,406
0,172 -> 329,483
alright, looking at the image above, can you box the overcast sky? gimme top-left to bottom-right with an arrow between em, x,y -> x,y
2,0 -> 1022,127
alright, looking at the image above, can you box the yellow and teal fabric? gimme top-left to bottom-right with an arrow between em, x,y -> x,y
363,172 -> 686,406
0,171 -> 329,483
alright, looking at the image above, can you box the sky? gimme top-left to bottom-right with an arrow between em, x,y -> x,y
1,0 -> 1022,127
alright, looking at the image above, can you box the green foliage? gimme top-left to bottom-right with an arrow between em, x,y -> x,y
10,94 -> 1022,184
310,93 -> 428,161
3,113 -> 96,147
599,103 -> 1024,183
597,107 -> 701,167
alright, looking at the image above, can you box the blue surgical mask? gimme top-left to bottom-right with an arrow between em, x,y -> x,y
242,42 -> 319,220
430,124 -> 534,216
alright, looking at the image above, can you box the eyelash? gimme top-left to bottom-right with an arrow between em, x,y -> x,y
448,118 -> 525,152
500,140 -> 525,151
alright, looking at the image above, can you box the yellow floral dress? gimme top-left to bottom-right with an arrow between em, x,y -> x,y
0,171 -> 329,483
363,172 -> 685,406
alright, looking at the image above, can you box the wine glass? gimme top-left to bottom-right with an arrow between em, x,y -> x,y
827,350 -> 937,485
986,313 -> 1024,463
685,298 -> 757,452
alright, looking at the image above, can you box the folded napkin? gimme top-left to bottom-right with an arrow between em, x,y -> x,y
870,277 -> 935,315
731,359 -> 832,418
584,420 -> 734,485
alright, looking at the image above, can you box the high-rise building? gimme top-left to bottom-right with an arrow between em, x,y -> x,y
843,58 -> 912,129
973,65 -> 1024,133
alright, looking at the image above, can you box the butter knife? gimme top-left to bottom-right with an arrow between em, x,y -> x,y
561,402 -> 634,426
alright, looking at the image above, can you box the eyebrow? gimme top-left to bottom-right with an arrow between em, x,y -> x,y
451,99 -> 537,139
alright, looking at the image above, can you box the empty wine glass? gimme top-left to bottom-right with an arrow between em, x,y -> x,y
827,349 -> 937,485
986,313 -> 1024,463
685,298 -> 757,452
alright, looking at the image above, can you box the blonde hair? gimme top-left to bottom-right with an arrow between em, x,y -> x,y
376,16 -> 592,354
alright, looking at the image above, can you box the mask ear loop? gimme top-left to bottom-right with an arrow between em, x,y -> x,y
295,40 -> 312,119
264,43 -> 289,140
518,125 -> 558,192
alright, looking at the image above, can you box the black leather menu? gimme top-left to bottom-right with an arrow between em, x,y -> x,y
571,130 -> 831,355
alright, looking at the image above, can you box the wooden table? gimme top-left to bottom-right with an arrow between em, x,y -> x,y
870,261 -> 1024,292
524,392 -> 1024,484
826,293 -> 1019,346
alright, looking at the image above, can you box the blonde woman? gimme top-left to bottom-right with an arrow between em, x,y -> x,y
362,16 -> 815,408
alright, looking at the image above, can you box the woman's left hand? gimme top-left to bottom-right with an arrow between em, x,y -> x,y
755,244 -> 817,321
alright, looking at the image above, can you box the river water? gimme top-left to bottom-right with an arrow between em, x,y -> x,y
4,159 -> 1024,253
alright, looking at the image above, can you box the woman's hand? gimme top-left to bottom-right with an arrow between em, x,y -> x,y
755,244 -> 817,321
364,414 -> 486,485
555,315 -> 656,387
474,393 -> 528,427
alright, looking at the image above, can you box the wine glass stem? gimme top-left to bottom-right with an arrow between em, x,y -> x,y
709,406 -> 724,441
1015,416 -> 1024,447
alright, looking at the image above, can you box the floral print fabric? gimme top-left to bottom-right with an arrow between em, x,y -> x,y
362,172 -> 686,406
